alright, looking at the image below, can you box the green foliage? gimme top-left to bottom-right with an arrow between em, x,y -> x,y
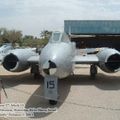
0,28 -> 52,47
0,28 -> 22,46
40,30 -> 52,39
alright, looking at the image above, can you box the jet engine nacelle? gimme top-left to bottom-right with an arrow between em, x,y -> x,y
2,49 -> 36,72
97,48 -> 120,73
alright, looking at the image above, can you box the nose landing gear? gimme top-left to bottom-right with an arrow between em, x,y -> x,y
44,76 -> 58,105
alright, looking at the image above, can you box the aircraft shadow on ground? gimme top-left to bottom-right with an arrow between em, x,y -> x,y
0,73 -> 120,118
0,73 -> 41,88
1,73 -> 120,90
25,79 -> 71,118
0,73 -> 71,118
66,73 -> 120,90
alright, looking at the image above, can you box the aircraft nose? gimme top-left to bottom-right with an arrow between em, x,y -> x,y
42,60 -> 57,75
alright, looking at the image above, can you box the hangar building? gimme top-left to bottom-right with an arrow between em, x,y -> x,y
64,20 -> 120,51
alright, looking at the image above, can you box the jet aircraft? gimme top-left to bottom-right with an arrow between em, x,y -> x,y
1,31 -> 120,105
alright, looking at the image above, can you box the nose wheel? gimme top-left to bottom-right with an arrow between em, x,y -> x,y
90,64 -> 97,79
49,100 -> 57,105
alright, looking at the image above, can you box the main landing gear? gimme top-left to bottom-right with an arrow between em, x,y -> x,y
31,65 -> 40,79
90,64 -> 98,79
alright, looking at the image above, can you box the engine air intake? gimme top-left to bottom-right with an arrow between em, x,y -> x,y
105,54 -> 120,71
3,54 -> 18,71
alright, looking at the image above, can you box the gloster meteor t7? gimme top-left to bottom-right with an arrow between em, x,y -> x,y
2,32 -> 120,105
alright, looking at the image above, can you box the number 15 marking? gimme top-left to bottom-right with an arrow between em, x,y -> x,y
47,81 -> 55,89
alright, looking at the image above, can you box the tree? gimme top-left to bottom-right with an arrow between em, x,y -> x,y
0,28 -> 52,47
23,35 -> 34,40
2,29 -> 22,46
40,30 -> 52,39
0,28 -> 7,44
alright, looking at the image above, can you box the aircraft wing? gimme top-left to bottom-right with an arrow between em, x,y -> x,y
72,55 -> 99,64
27,55 -> 39,64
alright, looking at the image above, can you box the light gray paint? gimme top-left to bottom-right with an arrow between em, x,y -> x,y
1,31 -> 120,103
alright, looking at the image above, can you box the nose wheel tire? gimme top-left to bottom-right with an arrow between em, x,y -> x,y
90,64 -> 97,79
49,100 -> 57,105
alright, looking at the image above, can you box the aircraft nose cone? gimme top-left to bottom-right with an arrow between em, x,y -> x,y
43,60 -> 57,75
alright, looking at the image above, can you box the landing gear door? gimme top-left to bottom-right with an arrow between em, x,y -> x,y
44,76 -> 58,100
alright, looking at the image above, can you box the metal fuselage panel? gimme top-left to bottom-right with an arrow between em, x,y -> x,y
40,42 -> 75,78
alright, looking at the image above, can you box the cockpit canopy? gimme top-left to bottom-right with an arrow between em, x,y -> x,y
49,31 -> 70,43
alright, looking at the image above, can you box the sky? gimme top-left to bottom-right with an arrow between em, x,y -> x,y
0,0 -> 120,37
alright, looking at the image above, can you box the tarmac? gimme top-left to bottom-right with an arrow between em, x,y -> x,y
0,65 -> 120,120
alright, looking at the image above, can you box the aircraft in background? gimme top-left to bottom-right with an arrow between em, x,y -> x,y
1,32 -> 120,105
0,43 -> 13,63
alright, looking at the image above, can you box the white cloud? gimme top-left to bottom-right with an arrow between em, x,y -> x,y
0,0 -> 120,36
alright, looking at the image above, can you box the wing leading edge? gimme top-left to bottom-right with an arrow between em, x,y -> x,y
72,55 -> 99,64
27,55 -> 39,64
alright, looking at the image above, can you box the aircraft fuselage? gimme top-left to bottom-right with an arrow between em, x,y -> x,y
40,42 -> 75,78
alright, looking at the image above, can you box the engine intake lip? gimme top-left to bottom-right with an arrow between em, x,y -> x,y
3,53 -> 19,71
105,54 -> 120,71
